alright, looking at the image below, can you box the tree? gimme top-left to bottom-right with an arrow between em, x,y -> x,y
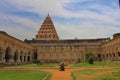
85,51 -> 94,64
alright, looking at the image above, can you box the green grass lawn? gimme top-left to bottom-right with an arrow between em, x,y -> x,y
12,63 -> 59,68
0,70 -> 51,80
72,69 -> 120,80
72,69 -> 100,76
71,61 -> 120,80
94,70 -> 120,80
94,76 -> 120,80
71,61 -> 120,67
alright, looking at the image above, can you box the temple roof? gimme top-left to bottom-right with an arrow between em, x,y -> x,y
42,14 -> 54,25
35,14 -> 59,40
26,38 -> 110,44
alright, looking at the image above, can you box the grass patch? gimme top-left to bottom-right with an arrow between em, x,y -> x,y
113,70 -> 120,77
94,70 -> 120,80
13,63 -> 58,67
72,72 -> 84,80
94,76 -> 120,80
72,69 -> 120,80
0,70 -> 51,80
71,61 -> 120,67
73,69 -> 100,76
71,72 -> 77,80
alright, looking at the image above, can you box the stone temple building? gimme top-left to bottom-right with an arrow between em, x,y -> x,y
0,15 -> 120,65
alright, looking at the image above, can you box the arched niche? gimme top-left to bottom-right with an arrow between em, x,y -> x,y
20,51 -> 23,62
14,50 -> 18,63
118,52 -> 120,57
5,47 -> 12,63
24,53 -> 27,62
27,51 -> 31,62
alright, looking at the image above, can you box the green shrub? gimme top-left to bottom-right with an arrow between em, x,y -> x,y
85,51 -> 94,64
89,57 -> 94,64
33,59 -> 40,64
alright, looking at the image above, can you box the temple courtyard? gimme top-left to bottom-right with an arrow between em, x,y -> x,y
0,62 -> 120,80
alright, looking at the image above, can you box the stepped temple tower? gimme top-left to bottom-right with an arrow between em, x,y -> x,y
36,14 -> 59,40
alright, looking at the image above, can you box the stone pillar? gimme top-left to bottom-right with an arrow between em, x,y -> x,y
0,49 -> 6,63
9,57 -> 14,65
22,54 -> 24,64
17,53 -> 21,64
19,54 -> 23,64
0,50 -> 3,63
30,53 -> 33,62
9,51 -> 14,65
25,55 -> 27,63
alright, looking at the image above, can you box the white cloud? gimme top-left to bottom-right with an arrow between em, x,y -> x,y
7,0 -> 72,17
0,0 -> 120,40
55,21 -> 120,39
7,0 -> 120,21
0,13 -> 39,29
0,13 -> 40,40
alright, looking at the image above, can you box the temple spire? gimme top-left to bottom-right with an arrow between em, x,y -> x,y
42,14 -> 53,25
35,15 -> 59,40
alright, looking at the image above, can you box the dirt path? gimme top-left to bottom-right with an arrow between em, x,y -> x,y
44,69 -> 73,80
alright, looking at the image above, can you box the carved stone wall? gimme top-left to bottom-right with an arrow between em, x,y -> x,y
26,39 -> 108,63
101,35 -> 120,61
1,30 -> 120,64
0,31 -> 34,65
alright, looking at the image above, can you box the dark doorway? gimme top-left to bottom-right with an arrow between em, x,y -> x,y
98,54 -> 101,58
14,50 -> 18,62
77,59 -> 81,63
97,54 -> 102,61
34,52 -> 38,60
113,53 -> 115,57
27,56 -> 30,62
5,47 -> 11,62
118,52 -> 120,57
20,55 -> 22,62
20,52 -> 22,62
24,56 -> 26,62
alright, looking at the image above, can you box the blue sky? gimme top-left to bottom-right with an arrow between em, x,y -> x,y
0,0 -> 120,40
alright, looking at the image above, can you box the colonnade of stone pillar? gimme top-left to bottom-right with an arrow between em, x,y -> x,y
0,48 -> 33,65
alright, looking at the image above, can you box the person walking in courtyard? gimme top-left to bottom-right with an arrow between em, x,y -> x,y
59,61 -> 67,71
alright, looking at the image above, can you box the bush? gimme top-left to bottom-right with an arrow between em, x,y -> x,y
85,51 -> 94,64
33,59 -> 40,64
88,57 -> 94,64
